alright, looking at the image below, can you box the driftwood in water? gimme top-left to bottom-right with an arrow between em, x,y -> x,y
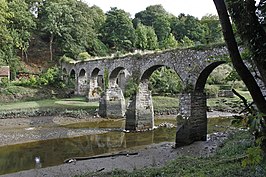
64,152 -> 138,163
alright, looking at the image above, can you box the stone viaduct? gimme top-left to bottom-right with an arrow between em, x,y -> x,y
61,46 -> 229,146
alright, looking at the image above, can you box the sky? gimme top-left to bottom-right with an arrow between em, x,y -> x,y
83,0 -> 218,19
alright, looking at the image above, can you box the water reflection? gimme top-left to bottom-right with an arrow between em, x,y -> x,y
0,127 -> 176,175
0,116 -> 232,175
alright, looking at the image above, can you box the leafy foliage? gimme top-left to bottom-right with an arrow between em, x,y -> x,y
149,67 -> 183,95
124,77 -> 138,98
201,14 -> 223,44
171,14 -> 205,44
207,64 -> 233,85
100,7 -> 136,52
14,67 -> 62,87
77,52 -> 90,61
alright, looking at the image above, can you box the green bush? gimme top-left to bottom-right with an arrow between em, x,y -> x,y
124,77 -> 138,98
219,84 -> 232,90
208,64 -> 233,84
13,67 -> 63,88
149,67 -> 183,95
0,77 -> 9,87
205,84 -> 219,98
77,52 -> 91,61
60,55 -> 75,63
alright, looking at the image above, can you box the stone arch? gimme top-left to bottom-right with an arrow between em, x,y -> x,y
70,69 -> 76,79
125,64 -> 183,131
140,64 -> 183,82
140,64 -> 184,93
68,69 -> 76,93
77,68 -> 87,95
109,67 -> 125,87
194,61 -> 226,92
87,68 -> 101,101
98,66 -> 127,118
174,61 -> 226,147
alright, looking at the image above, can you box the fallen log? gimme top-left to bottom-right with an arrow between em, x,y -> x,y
64,152 -> 138,163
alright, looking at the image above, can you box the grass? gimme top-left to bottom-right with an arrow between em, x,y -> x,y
79,130 -> 266,177
207,90 -> 252,112
0,91 -> 251,113
0,97 -> 98,111
152,96 -> 179,111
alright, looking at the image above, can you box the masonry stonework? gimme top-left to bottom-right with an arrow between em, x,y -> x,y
61,46 -> 230,146
176,92 -> 207,147
125,80 -> 154,131
99,86 -> 126,118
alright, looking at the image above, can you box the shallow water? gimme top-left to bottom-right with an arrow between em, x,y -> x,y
0,117 -> 233,175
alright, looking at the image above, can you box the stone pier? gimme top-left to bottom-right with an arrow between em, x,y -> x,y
98,86 -> 126,118
125,81 -> 154,131
175,92 -> 207,147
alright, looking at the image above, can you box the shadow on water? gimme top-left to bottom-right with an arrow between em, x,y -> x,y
0,116 -> 233,175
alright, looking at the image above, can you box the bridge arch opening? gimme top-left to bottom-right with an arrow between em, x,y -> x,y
140,65 -> 184,96
69,69 -> 76,87
195,61 -> 226,92
87,68 -> 101,101
125,65 -> 183,131
109,67 -> 130,94
77,69 -> 87,95
109,67 -> 126,88
176,61 -> 233,146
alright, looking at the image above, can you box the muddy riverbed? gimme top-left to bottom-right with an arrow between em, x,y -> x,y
0,111 -> 238,176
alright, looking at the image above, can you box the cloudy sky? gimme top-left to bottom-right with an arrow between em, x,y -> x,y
83,0 -> 218,19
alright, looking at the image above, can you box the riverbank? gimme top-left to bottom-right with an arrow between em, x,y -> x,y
0,131 -> 233,177
0,111 -> 238,147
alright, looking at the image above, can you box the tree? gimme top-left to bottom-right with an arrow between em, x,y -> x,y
201,14 -> 223,44
213,0 -> 266,153
101,7 -> 136,52
135,23 -> 159,50
180,36 -> 194,48
225,0 -> 266,86
8,0 -> 36,61
88,5 -> 106,32
171,14 -> 205,44
161,33 -> 179,49
0,0 -> 15,65
153,15 -> 171,45
135,23 -> 148,50
38,0 -> 103,59
149,67 -> 182,95
134,5 -> 172,45
146,26 -> 158,50
257,0 -> 266,25
134,5 -> 171,27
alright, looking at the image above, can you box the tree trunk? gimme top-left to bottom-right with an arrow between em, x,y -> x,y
49,33 -> 54,61
24,51 -> 28,62
213,0 -> 266,153
226,0 -> 266,87
21,49 -> 24,61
